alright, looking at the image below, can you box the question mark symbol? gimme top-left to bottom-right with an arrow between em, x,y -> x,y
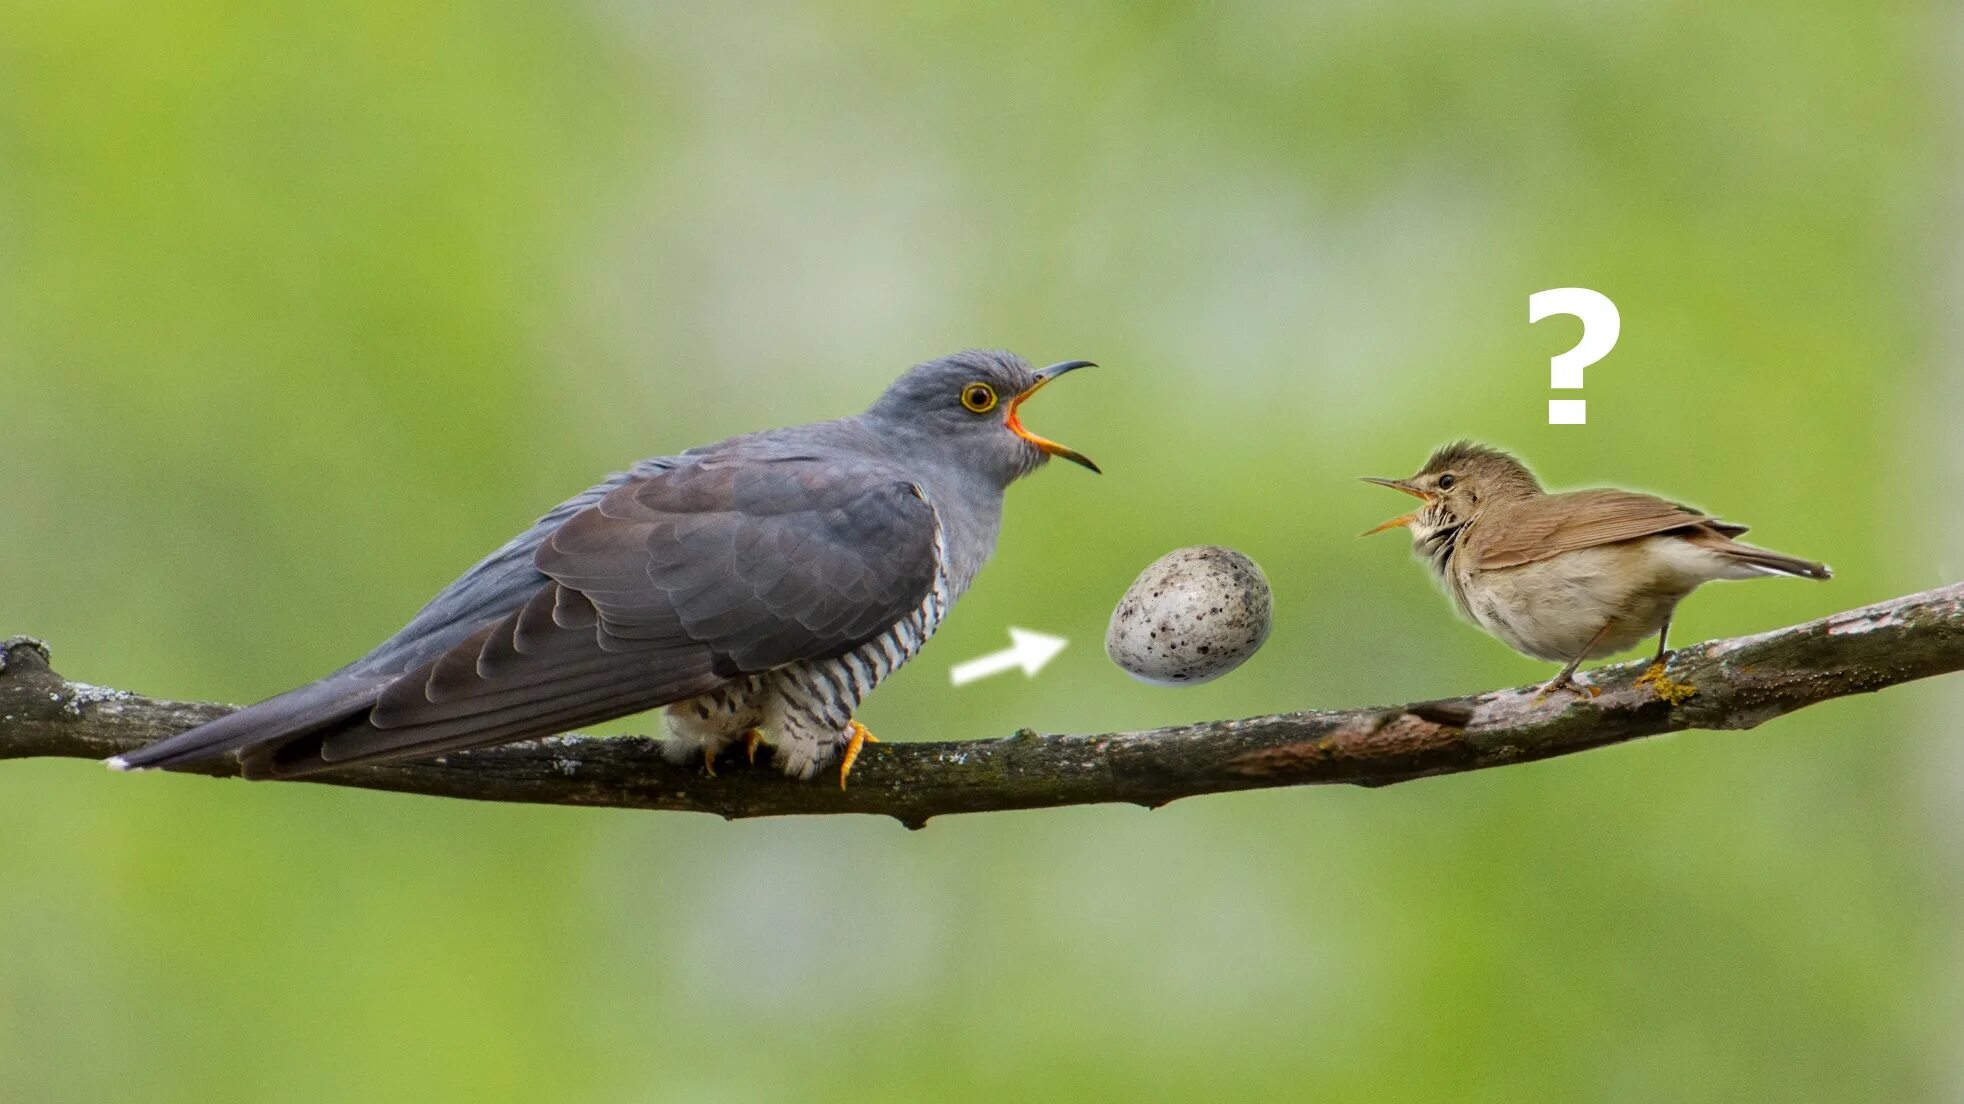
1529,287 -> 1620,425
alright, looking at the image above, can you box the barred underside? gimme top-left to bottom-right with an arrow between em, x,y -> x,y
664,515 -> 958,777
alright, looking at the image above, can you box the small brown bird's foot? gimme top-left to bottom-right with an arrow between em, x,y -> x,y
1532,676 -> 1599,704
1634,661 -> 1697,704
1535,625 -> 1615,703
1531,671 -> 1573,704
839,720 -> 880,790
742,727 -> 767,765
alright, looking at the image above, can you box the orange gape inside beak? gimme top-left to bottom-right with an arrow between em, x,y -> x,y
1360,476 -> 1428,536
1361,513 -> 1417,536
1008,362 -> 1099,473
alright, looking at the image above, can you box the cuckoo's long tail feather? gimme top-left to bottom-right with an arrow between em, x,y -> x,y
105,674 -> 387,772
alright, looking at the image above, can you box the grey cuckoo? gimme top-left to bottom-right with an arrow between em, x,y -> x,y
109,349 -> 1097,786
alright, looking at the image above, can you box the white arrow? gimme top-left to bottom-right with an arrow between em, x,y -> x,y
949,628 -> 1068,687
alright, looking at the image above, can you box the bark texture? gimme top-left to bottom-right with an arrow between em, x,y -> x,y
3,582 -> 1960,829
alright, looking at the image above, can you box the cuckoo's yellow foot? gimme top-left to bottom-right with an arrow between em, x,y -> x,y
839,720 -> 879,789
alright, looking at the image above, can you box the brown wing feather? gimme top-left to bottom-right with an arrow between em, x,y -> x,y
1470,489 -> 1724,570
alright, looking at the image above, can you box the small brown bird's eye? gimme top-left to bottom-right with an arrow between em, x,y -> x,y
1438,474 -> 1457,490
960,383 -> 998,413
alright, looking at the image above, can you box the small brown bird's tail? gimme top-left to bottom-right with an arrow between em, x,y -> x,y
1714,540 -> 1833,580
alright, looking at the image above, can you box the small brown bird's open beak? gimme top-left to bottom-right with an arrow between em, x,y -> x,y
1360,476 -> 1428,536
1008,360 -> 1100,473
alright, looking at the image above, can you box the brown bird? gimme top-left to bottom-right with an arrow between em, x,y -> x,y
1363,441 -> 1830,695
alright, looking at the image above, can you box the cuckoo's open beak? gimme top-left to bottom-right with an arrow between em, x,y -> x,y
1360,476 -> 1428,536
1008,360 -> 1100,473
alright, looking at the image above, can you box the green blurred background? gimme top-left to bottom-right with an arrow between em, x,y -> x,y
3,1 -> 1961,1100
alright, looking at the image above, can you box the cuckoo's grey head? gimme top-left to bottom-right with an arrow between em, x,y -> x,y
864,349 -> 1098,487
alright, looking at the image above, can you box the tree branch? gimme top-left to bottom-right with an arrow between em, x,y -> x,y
4,583 -> 1960,828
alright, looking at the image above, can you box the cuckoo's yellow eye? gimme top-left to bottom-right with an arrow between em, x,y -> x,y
960,382 -> 998,413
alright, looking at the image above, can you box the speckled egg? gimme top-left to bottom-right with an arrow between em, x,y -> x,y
1106,546 -> 1272,685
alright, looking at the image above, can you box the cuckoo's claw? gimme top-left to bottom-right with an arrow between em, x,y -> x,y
701,743 -> 717,778
839,720 -> 879,789
743,728 -> 766,765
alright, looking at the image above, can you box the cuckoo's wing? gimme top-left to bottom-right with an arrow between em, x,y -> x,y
353,454 -> 685,677
1470,489 -> 1745,571
248,452 -> 941,777
536,453 -> 942,668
